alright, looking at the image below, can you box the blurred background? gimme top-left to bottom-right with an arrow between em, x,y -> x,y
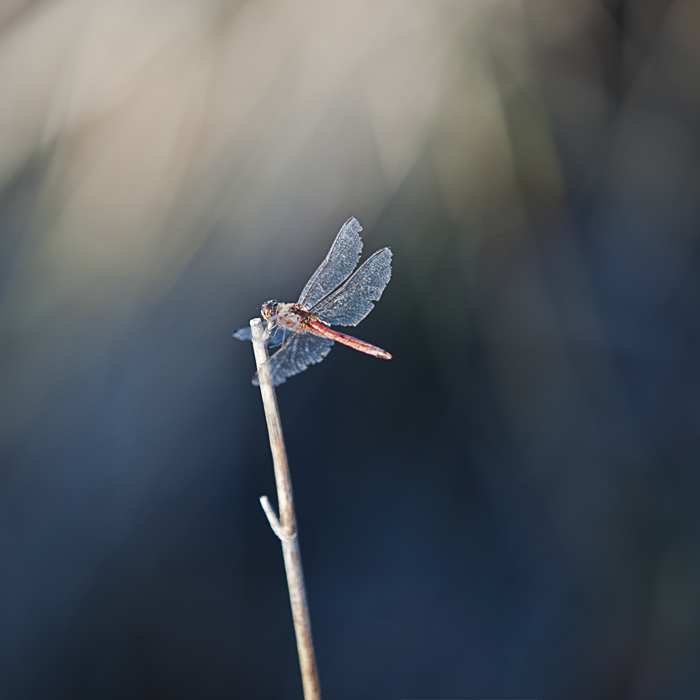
1,1 -> 699,698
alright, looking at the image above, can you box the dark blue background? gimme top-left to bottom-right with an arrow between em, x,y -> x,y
1,2 -> 699,699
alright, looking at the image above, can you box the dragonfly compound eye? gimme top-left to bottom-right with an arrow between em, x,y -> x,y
261,300 -> 278,319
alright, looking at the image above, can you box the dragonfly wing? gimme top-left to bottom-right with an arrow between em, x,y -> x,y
233,327 -> 252,341
253,332 -> 334,386
233,325 -> 283,345
297,217 -> 363,310
265,323 -> 289,346
233,321 -> 290,346
312,247 -> 392,327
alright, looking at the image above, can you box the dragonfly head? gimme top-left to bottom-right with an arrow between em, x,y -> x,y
260,300 -> 279,320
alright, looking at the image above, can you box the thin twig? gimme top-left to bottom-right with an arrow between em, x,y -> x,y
249,318 -> 321,700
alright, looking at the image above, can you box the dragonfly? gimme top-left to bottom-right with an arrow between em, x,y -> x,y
234,217 -> 392,386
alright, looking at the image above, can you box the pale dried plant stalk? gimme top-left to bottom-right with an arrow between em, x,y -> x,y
249,318 -> 321,700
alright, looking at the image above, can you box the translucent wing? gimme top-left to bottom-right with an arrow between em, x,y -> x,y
233,327 -> 252,341
297,217 -> 363,310
233,323 -> 289,346
264,324 -> 289,347
312,247 -> 392,327
253,332 -> 334,386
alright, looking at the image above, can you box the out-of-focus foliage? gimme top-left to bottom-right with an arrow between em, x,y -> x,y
1,1 -> 699,699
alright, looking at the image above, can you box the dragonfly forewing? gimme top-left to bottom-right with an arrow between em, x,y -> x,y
297,217 -> 363,310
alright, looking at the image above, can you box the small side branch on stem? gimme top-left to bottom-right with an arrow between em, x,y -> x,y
260,495 -> 297,543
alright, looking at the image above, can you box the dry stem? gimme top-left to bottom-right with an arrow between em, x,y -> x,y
249,318 -> 321,700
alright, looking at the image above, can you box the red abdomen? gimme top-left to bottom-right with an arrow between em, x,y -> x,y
306,318 -> 391,359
